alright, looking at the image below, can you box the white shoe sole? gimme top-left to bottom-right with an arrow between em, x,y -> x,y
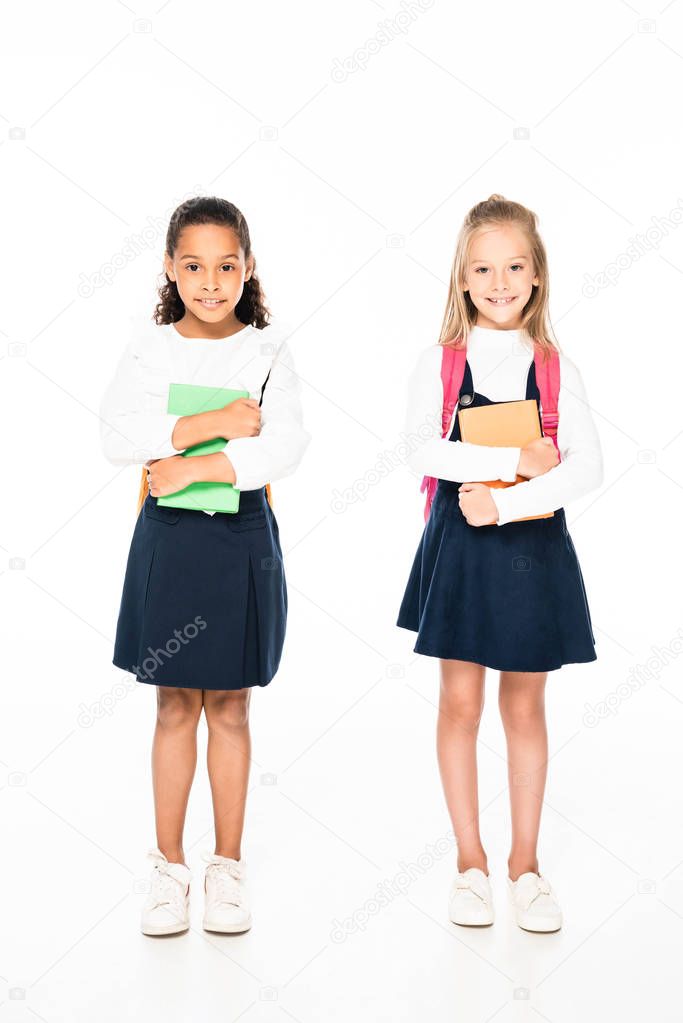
141,919 -> 189,936
205,920 -> 253,937
450,915 -> 494,927
515,911 -> 562,933
449,907 -> 494,927
203,914 -> 252,934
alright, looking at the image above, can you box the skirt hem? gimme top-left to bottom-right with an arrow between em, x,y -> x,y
397,623 -> 597,673
113,658 -> 274,691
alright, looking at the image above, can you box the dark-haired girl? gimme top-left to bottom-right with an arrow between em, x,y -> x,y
100,197 -> 310,937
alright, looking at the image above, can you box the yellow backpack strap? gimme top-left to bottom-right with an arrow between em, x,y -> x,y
136,466 -> 149,517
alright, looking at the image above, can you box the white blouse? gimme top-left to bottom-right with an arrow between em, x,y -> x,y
403,325 -> 604,525
100,317 -> 311,512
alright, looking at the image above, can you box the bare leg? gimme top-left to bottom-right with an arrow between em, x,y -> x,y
203,688 -> 252,860
437,659 -> 488,874
152,686 -> 203,866
498,671 -> 549,881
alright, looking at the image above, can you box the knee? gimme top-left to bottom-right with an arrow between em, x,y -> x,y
439,687 -> 485,732
156,688 -> 202,730
204,689 -> 251,731
499,694 -> 544,731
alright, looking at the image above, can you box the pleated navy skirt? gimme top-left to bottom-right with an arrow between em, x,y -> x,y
113,487 -> 287,690
397,359 -> 597,673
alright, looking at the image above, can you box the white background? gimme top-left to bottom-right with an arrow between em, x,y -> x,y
1,0 -> 681,1019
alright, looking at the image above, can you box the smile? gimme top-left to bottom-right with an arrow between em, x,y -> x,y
487,297 -> 516,305
196,299 -> 225,307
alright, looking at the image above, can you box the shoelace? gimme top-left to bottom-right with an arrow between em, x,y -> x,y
516,875 -> 552,910
206,861 -> 245,909
149,866 -> 188,914
452,873 -> 489,903
147,852 -> 189,914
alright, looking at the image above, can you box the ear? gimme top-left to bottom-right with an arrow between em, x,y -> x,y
244,255 -> 255,283
163,252 -> 175,282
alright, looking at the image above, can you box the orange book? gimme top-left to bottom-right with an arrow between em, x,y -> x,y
457,399 -> 553,522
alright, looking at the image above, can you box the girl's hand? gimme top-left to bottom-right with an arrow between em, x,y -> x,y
215,398 -> 261,440
146,455 -> 199,497
458,482 -> 499,526
517,437 -> 559,478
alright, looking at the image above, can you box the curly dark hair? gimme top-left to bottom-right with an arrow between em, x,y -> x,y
153,196 -> 271,329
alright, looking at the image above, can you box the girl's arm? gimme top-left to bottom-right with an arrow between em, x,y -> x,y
489,354 -> 603,525
100,335 -> 226,466
202,338 -> 311,490
404,345 -> 523,483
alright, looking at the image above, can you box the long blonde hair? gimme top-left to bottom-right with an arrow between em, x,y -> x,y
438,194 -> 560,361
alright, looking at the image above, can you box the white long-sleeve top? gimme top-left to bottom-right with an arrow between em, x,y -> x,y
403,325 -> 603,525
100,316 -> 311,514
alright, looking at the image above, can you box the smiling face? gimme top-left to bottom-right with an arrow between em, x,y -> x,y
463,224 -> 540,330
163,223 -> 255,337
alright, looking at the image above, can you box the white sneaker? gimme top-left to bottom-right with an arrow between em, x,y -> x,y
202,851 -> 252,933
141,848 -> 191,936
448,867 -> 494,926
507,871 -> 562,932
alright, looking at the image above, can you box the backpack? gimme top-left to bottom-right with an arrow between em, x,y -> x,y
420,339 -> 561,522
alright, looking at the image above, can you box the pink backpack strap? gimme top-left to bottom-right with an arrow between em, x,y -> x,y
421,342 -> 468,521
533,344 -> 561,461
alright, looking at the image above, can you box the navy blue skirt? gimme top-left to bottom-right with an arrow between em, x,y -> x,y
113,488 -> 287,690
397,480 -> 597,673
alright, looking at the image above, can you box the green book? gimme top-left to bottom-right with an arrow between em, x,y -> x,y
157,382 -> 250,513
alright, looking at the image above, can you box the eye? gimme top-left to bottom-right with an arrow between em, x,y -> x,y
510,264 -> 524,272
474,267 -> 488,274
186,263 -> 199,272
221,264 -> 235,272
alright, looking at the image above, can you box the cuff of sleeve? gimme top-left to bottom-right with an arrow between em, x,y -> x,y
222,444 -> 257,492
498,447 -> 521,483
150,414 -> 183,460
490,486 -> 515,526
